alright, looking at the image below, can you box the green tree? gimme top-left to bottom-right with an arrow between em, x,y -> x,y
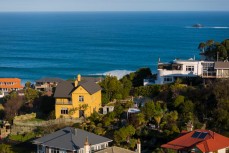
89,112 -> 102,124
130,113 -> 146,128
100,76 -> 123,101
216,44 -> 227,60
135,113 -> 146,126
222,39 -> 229,55
25,81 -> 31,88
162,111 -> 180,134
200,39 -> 229,61
3,93 -> 24,122
114,125 -> 136,145
0,144 -> 14,153
141,101 -> 155,120
94,126 -> 106,135
212,79 -> 229,131
114,102 -> 124,118
129,139 -> 137,150
39,95 -> 55,115
173,95 -> 185,107
153,101 -> 165,129
120,76 -> 132,99
198,42 -> 206,52
25,88 -> 40,103
101,93 -> 109,106
131,68 -> 152,87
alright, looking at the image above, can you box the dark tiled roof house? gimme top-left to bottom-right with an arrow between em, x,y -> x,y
33,127 -> 112,153
54,74 -> 102,119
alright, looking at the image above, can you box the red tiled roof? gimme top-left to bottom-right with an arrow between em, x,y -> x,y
0,78 -> 21,82
196,132 -> 229,152
0,78 -> 23,89
161,129 -> 229,152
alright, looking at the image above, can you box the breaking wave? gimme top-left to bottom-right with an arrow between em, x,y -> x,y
91,70 -> 134,79
185,26 -> 229,29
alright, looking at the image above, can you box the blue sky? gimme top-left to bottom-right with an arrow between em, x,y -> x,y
0,0 -> 228,12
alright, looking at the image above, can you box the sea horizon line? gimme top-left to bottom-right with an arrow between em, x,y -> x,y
0,10 -> 229,13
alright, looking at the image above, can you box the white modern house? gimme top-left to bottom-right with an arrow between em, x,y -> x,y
145,58 -> 229,85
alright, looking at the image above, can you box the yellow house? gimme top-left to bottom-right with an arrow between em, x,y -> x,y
54,75 -> 102,119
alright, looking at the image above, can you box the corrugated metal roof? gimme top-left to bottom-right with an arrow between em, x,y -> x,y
215,62 -> 229,69
33,127 -> 112,151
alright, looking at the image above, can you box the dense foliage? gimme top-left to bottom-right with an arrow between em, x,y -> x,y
198,39 -> 229,60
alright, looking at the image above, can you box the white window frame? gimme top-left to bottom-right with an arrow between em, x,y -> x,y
79,95 -> 84,102
50,148 -> 59,153
61,108 -> 68,114
186,66 -> 194,71
164,77 -> 172,82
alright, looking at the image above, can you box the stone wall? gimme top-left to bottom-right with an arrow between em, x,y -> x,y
14,113 -> 36,121
11,114 -> 83,135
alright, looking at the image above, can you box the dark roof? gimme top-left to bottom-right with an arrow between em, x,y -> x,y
54,81 -> 74,98
81,77 -> 103,83
36,77 -> 64,83
215,62 -> 229,69
78,81 -> 102,95
54,80 -> 101,98
33,127 -> 112,151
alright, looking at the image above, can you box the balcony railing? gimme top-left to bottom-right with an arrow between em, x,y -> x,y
202,71 -> 216,78
56,101 -> 72,105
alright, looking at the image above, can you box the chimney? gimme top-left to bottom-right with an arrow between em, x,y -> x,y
77,74 -> 81,82
74,80 -> 78,87
84,137 -> 90,153
136,138 -> 141,153
75,74 -> 81,87
186,121 -> 193,132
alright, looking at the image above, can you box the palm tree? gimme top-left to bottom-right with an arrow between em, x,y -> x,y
206,40 -> 215,51
198,42 -> 206,53
153,101 -> 165,129
154,110 -> 164,129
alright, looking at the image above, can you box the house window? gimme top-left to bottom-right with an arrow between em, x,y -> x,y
186,66 -> 194,71
50,148 -> 59,153
79,96 -> 84,102
164,77 -> 172,82
61,108 -> 68,114
91,146 -> 95,152
59,150 -> 67,153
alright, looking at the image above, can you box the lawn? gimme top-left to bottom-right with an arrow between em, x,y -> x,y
9,132 -> 36,142
27,118 -> 45,122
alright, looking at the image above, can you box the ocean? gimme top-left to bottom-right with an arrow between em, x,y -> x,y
0,11 -> 228,83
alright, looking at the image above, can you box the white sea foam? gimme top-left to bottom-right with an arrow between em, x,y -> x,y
185,26 -> 229,29
91,70 -> 134,79
210,26 -> 229,29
